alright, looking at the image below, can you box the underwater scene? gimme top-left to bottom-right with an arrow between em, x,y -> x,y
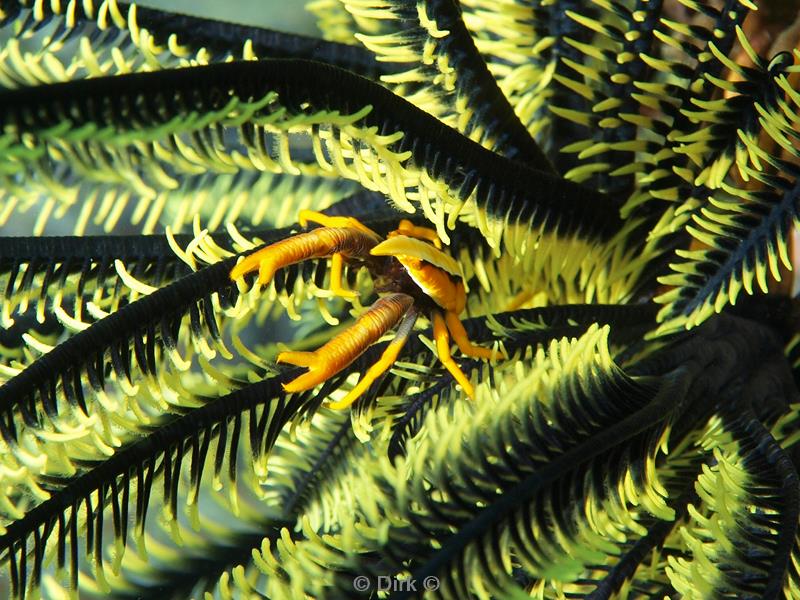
1,0 -> 800,598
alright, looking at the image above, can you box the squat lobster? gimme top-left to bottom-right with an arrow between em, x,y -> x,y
230,211 -> 504,409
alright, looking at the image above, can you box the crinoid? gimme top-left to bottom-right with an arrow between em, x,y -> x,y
1,0 -> 800,598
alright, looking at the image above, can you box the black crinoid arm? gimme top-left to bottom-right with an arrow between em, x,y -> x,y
1,1 -> 800,599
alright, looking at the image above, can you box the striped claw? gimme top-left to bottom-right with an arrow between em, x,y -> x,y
277,350 -> 333,392
276,294 -> 414,399
327,307 -> 418,409
229,226 -> 380,286
275,351 -> 315,368
229,248 -> 280,284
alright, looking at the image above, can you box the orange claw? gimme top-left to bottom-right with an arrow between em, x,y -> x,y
229,227 -> 380,285
278,293 -> 415,394
327,308 -> 418,409
298,212 -> 378,297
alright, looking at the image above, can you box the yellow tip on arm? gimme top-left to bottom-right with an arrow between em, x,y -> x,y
433,311 -> 475,399
444,311 -> 506,360
278,293 -> 415,395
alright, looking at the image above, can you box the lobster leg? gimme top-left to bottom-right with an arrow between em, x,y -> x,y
299,209 -> 379,238
325,253 -> 357,298
387,219 -> 442,249
444,311 -> 505,360
299,210 -> 380,297
432,311 -> 475,399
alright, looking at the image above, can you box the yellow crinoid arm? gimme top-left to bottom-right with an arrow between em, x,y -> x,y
298,209 -> 380,238
328,308 -> 419,410
229,226 -> 379,284
278,293 -> 414,395
387,219 -> 442,248
444,311 -> 506,361
432,310 -> 475,399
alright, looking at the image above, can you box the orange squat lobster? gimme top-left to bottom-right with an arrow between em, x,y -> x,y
229,211 -> 504,409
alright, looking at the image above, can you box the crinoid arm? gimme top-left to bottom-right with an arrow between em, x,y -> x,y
229,226 -> 380,284
278,293 -> 415,396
